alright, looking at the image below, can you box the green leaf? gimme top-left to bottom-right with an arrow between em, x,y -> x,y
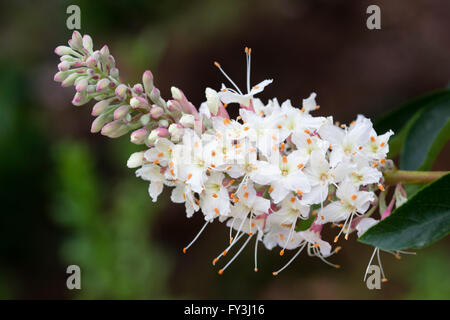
359,173 -> 450,250
400,97 -> 450,170
373,90 -> 450,158
296,215 -> 315,231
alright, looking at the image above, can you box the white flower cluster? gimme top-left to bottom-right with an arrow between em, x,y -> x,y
127,55 -> 394,275
55,32 -> 394,275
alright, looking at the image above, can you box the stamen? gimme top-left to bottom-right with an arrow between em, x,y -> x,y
214,232 -> 245,266
183,220 -> 210,254
245,47 -> 252,93
273,242 -> 307,276
214,61 -> 243,94
377,248 -> 387,282
219,234 -> 253,274
254,236 -> 259,272
364,248 -> 378,282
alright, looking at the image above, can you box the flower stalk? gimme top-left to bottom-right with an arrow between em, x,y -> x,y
383,170 -> 449,185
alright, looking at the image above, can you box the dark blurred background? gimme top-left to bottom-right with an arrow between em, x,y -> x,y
0,0 -> 449,299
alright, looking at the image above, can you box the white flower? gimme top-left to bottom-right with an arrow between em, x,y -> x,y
135,164 -> 165,202
302,92 -> 319,113
171,181 -> 199,218
362,129 -> 394,161
144,138 -> 175,168
230,181 -> 271,220
333,157 -> 382,187
319,115 -> 373,167
263,150 -> 311,204
317,180 -> 375,225
239,108 -> 287,158
218,79 -> 273,106
302,150 -> 335,205
291,130 -> 329,156
176,130 -> 212,193
199,172 -> 231,221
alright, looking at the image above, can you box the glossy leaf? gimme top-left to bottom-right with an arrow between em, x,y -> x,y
373,90 -> 450,158
400,97 -> 450,170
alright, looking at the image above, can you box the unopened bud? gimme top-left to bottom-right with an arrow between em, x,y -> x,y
113,105 -> 130,120
147,127 -> 169,144
91,99 -> 111,116
168,123 -> 184,142
127,151 -> 145,168
115,84 -> 128,100
61,73 -> 80,87
101,120 -> 129,138
91,113 -> 111,133
150,87 -> 161,102
58,61 -> 71,71
167,100 -> 182,112
142,70 -> 154,94
180,114 -> 195,128
171,86 -> 183,100
130,96 -> 149,109
86,56 -> 97,68
96,78 -> 110,92
133,84 -> 144,95
69,31 -> 83,50
150,106 -> 164,119
54,46 -> 78,56
110,68 -> 119,79
75,78 -> 89,92
205,87 -> 220,115
72,92 -> 88,106
54,71 -> 69,82
82,35 -> 93,52
140,114 -> 151,126
158,119 -> 169,128
100,45 -> 110,59
130,128 -> 149,144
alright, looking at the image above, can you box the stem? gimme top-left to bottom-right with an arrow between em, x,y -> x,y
383,170 -> 449,185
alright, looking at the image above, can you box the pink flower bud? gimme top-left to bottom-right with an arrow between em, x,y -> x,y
69,31 -> 83,50
142,70 -> 154,94
150,106 -> 164,119
113,105 -> 130,120
110,68 -> 119,79
167,100 -> 182,112
54,71 -> 69,82
82,35 -> 93,52
72,92 -> 88,106
100,45 -> 110,58
86,56 -> 97,68
61,73 -> 80,87
101,120 -> 128,138
96,78 -> 110,92
130,96 -> 149,109
91,113 -> 111,133
154,127 -> 169,138
75,78 -> 89,92
58,61 -> 71,71
150,87 -> 161,102
133,84 -> 144,95
130,128 -> 149,144
91,99 -> 110,116
115,84 -> 127,100
54,46 -> 76,56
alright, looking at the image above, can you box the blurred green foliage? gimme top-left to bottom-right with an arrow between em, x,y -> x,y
52,141 -> 172,299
